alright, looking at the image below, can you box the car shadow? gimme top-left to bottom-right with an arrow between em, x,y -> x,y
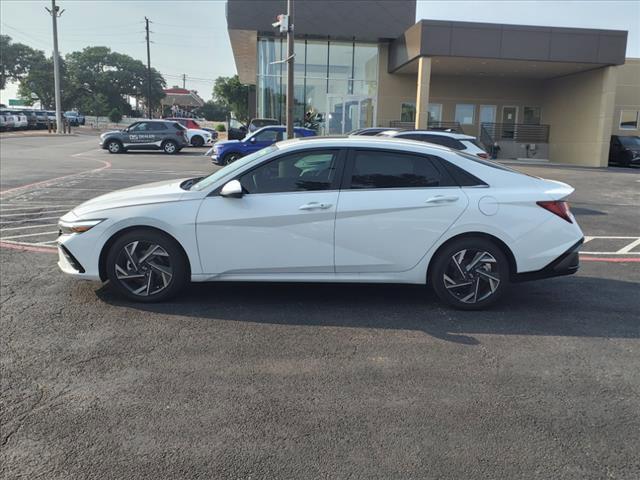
119,150 -> 208,157
95,275 -> 639,345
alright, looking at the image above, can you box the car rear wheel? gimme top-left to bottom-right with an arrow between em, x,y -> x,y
430,237 -> 509,310
163,140 -> 178,154
191,135 -> 204,147
106,229 -> 188,302
106,140 -> 123,154
222,152 -> 241,165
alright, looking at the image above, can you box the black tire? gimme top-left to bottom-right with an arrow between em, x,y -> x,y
106,139 -> 123,154
163,140 -> 178,154
430,236 -> 510,310
191,135 -> 204,147
105,229 -> 189,302
222,152 -> 241,165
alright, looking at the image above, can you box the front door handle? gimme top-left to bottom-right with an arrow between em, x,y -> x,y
425,195 -> 459,204
299,202 -> 333,211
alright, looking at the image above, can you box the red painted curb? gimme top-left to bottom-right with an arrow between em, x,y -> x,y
0,159 -> 111,196
0,242 -> 57,254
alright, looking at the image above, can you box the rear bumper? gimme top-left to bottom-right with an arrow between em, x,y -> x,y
512,238 -> 583,282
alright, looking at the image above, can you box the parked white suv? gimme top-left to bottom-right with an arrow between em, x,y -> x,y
378,130 -> 489,158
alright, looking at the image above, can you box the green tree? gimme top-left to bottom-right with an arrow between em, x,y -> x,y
108,108 -> 123,123
213,75 -> 249,123
197,100 -> 229,121
17,55 -> 74,109
0,35 -> 45,89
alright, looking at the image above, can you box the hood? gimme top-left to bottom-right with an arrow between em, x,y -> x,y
214,139 -> 241,148
100,129 -> 122,137
188,128 -> 211,136
71,178 -> 189,217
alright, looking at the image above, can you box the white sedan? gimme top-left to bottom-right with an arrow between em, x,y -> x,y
57,137 -> 584,309
185,128 -> 213,147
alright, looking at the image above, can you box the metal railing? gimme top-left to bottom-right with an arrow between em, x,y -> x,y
388,120 -> 463,132
480,122 -> 550,145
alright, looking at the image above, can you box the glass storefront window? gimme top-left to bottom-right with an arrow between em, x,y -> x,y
455,104 -> 475,125
428,104 -> 442,123
401,103 -> 416,122
257,36 -> 378,134
523,106 -> 541,125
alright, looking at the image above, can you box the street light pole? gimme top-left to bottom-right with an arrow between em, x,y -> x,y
46,0 -> 64,134
285,0 -> 294,140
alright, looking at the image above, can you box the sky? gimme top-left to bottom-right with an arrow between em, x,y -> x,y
1,0 -> 639,104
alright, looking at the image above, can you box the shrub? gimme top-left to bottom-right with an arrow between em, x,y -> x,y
215,124 -> 226,132
108,108 -> 122,124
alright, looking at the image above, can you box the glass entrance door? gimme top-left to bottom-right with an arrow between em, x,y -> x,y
326,95 -> 375,134
501,106 -> 518,139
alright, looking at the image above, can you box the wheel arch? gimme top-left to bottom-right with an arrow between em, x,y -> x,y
98,225 -> 191,281
426,231 -> 517,285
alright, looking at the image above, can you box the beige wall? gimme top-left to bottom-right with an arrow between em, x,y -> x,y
541,66 -> 618,167
429,76 -> 545,136
376,44 -> 418,128
612,58 -> 640,136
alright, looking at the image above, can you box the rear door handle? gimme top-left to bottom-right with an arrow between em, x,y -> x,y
425,195 -> 459,204
299,202 -> 333,211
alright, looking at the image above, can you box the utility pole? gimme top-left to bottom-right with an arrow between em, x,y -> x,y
45,0 -> 64,134
145,17 -> 152,118
285,0 -> 294,140
182,74 -> 186,89
272,2 -> 294,138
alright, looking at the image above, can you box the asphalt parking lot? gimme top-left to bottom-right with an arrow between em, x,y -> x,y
1,133 -> 639,479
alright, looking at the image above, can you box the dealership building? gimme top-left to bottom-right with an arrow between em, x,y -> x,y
226,0 -> 639,167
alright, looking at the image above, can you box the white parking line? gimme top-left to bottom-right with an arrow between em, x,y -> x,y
1,215 -> 62,225
581,236 -> 640,255
0,205 -> 77,212
0,223 -> 58,232
617,238 -> 640,254
0,209 -> 71,217
0,230 -> 59,240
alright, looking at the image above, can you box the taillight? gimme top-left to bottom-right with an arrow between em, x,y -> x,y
537,200 -> 573,223
477,152 -> 489,159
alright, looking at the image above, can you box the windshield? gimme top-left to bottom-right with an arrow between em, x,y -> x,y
619,136 -> 640,147
191,145 -> 279,191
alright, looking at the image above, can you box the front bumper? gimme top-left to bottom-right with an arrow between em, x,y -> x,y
512,238 -> 583,282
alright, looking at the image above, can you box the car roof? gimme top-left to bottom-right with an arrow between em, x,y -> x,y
387,130 -> 476,140
275,135 -> 453,154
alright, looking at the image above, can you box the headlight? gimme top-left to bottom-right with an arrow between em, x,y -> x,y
58,219 -> 104,235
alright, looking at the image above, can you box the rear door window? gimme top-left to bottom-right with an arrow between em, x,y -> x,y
348,150 -> 456,189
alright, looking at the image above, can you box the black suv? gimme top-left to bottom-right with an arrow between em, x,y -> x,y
100,120 -> 188,154
609,135 -> 640,167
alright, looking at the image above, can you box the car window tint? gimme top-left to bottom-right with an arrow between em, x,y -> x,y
350,150 -> 450,189
240,150 -> 338,194
152,122 -> 168,130
253,129 -> 281,142
130,122 -> 149,132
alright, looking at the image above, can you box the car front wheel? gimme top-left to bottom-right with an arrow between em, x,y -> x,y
430,237 -> 509,310
222,152 -> 241,165
191,135 -> 204,147
105,229 -> 188,302
106,140 -> 123,154
163,140 -> 178,154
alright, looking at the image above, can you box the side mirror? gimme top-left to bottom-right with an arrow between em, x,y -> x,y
220,179 -> 243,198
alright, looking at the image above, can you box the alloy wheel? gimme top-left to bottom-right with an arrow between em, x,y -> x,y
164,142 -> 177,154
443,249 -> 501,304
108,141 -> 121,153
114,241 -> 173,297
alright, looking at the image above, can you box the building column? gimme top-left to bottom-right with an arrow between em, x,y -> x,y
415,56 -> 432,129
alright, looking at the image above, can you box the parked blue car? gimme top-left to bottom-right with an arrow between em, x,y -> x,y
211,125 -> 316,165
